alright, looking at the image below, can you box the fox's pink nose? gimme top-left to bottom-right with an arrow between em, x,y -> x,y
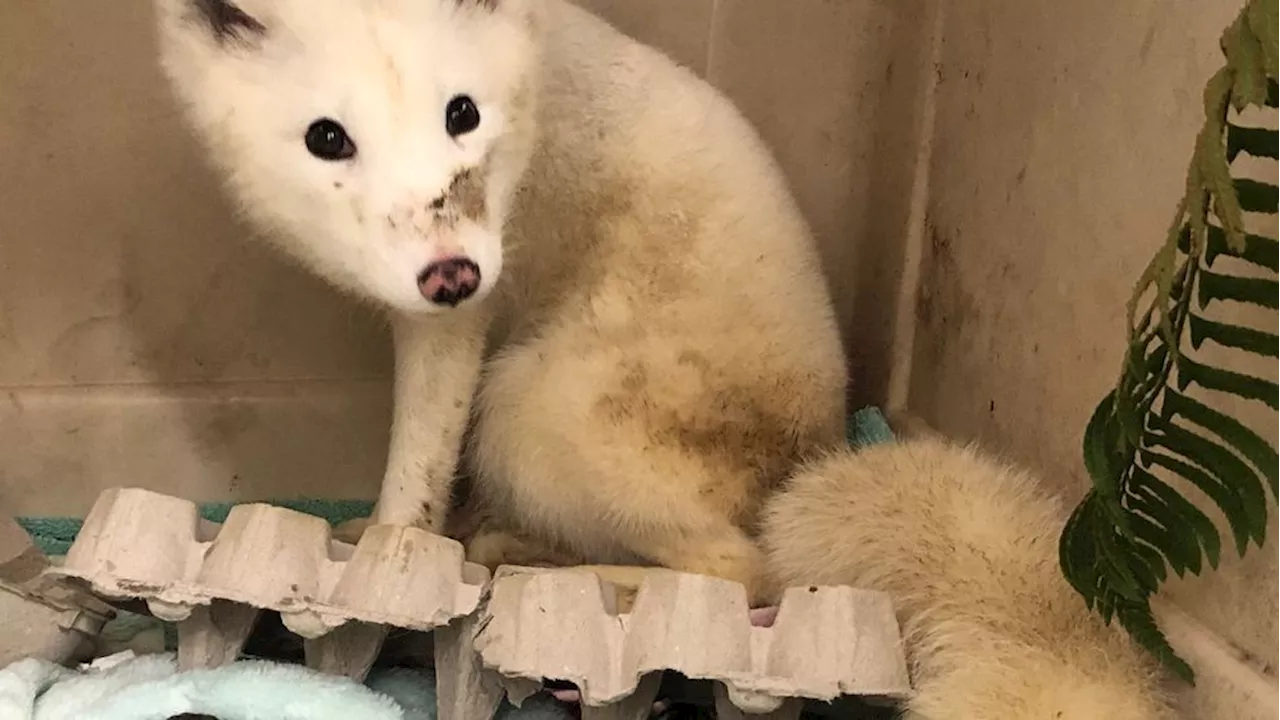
417,257 -> 480,307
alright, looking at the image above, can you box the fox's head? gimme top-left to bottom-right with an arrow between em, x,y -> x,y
156,0 -> 540,313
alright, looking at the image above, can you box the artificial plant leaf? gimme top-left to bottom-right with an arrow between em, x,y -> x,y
1128,344 -> 1173,410
1186,190 -> 1214,259
1091,512 -> 1146,601
1129,537 -> 1171,584
1117,397 -> 1144,446
1118,355 -> 1146,442
1060,1 -> 1275,681
1188,313 -> 1280,357
1152,343 -> 1172,371
1197,268 -> 1280,308
1071,498 -> 1145,612
1199,70 -> 1248,253
1235,178 -> 1279,213
1106,519 -> 1163,593
1143,447 -> 1253,555
1176,357 -> 1280,410
1225,8 -> 1269,110
1245,0 -> 1278,79
1131,299 -> 1160,340
1119,531 -> 1162,593
1209,185 -> 1248,256
1132,236 -> 1182,344
1227,123 -> 1279,162
1126,495 -> 1201,576
1150,418 -> 1269,547
1083,394 -> 1127,500
1132,466 -> 1224,568
1115,599 -> 1195,683
1164,388 -> 1279,496
1060,494 -> 1104,602
1127,478 -> 1204,573
1092,579 -> 1124,626
1175,225 -> 1193,255
1203,222 -> 1274,267
1124,332 -> 1156,378
1127,333 -> 1167,408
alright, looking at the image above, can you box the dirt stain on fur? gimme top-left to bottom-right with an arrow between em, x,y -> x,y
593,354 -> 835,524
448,166 -> 488,223
496,157 -> 639,340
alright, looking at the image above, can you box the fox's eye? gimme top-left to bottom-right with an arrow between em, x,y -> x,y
445,95 -> 481,137
305,118 -> 356,160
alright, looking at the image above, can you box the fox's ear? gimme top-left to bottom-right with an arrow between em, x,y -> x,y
159,0 -> 267,45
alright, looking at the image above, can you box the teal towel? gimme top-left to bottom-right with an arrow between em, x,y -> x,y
847,406 -> 895,448
17,500 -> 375,558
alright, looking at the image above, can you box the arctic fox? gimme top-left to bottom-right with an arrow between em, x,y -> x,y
153,3 -> 1175,712
761,438 -> 1174,719
153,0 -> 847,602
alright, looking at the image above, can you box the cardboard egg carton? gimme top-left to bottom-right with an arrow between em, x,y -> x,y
44,487 -> 912,718
466,566 -> 911,719
1,512 -> 115,667
45,487 -> 489,676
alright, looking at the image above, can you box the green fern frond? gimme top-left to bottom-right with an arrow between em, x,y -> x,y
1058,0 -> 1278,684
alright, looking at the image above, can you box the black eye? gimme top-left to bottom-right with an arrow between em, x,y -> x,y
305,118 -> 356,160
445,95 -> 481,137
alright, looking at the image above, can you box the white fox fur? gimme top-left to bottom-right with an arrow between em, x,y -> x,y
153,0 -> 847,602
761,438 -> 1174,719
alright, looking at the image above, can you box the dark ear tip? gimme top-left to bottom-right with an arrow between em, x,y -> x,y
191,0 -> 266,43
